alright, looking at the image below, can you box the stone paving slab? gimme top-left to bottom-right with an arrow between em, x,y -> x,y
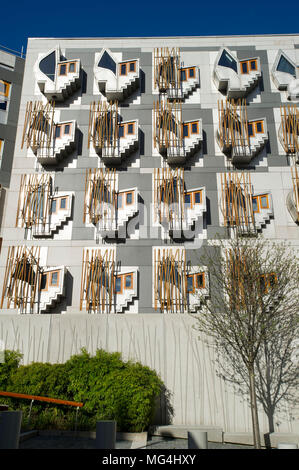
19,435 -> 253,450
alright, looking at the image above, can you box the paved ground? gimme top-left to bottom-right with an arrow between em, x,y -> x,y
19,435 -> 253,450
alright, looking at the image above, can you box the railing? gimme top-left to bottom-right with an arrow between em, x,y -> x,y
0,44 -> 25,59
0,390 -> 83,430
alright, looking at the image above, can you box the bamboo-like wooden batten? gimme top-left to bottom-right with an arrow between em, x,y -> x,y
80,248 -> 115,313
225,247 -> 249,311
220,172 -> 255,234
154,48 -> 181,91
218,99 -> 250,155
83,168 -> 117,225
154,167 -> 184,224
21,101 -> 55,152
88,100 -> 119,150
153,100 -> 182,151
16,174 -> 52,229
0,246 -> 41,311
154,248 -> 187,313
280,105 -> 299,154
291,165 -> 299,222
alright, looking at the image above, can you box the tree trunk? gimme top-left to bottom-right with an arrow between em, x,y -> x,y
248,365 -> 261,449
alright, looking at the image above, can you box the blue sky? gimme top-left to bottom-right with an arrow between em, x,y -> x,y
1,0 -> 299,55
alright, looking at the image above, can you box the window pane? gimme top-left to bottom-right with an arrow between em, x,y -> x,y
69,62 -> 75,73
187,276 -> 193,293
64,124 -> 70,135
196,274 -> 204,288
0,81 -> 8,96
51,272 -> 58,285
191,123 -> 198,134
195,192 -> 201,204
129,62 -> 135,72
55,126 -> 61,138
241,62 -> 248,74
120,64 -> 126,75
127,123 -> 134,134
189,68 -> 195,78
250,60 -> 257,71
255,122 -> 263,133
60,198 -> 67,209
248,123 -> 254,137
126,192 -> 133,204
41,274 -> 47,290
252,197 -> 258,212
51,199 -> 57,213
218,50 -> 238,73
260,196 -> 268,209
185,194 -> 191,206
98,50 -> 116,75
183,125 -> 189,137
117,194 -> 122,208
118,125 -> 124,138
115,277 -> 122,293
59,64 -> 66,75
125,275 -> 132,288
277,55 -> 296,77
180,70 -> 186,81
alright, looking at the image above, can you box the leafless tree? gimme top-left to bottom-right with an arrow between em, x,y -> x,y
194,237 -> 299,449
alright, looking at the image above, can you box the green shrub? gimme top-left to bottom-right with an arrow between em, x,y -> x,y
0,350 -> 23,390
0,348 -> 163,432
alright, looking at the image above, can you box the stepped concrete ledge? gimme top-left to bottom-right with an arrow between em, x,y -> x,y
149,425 -> 223,443
223,432 -> 299,448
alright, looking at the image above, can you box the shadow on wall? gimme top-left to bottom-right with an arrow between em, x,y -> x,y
152,385 -> 174,427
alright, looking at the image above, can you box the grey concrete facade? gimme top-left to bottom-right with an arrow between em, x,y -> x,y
0,35 -> 298,435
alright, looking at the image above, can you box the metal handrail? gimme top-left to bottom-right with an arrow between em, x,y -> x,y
0,390 -> 83,407
0,44 -> 25,59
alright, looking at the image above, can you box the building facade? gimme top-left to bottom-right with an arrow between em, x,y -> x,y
0,48 -> 25,249
0,35 -> 298,436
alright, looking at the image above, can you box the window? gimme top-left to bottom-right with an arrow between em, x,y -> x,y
126,191 -> 133,205
247,120 -> 264,137
240,59 -> 258,74
119,61 -> 136,76
259,273 -> 277,294
117,193 -> 123,208
180,69 -> 187,81
125,273 -> 133,289
98,51 -> 116,75
50,271 -> 59,286
115,276 -> 122,293
40,273 -> 48,291
51,199 -> 57,214
118,122 -> 135,138
55,123 -> 72,138
118,190 -> 134,207
68,62 -> 76,73
115,273 -> 134,294
59,64 -> 67,76
183,121 -> 199,138
60,198 -> 67,209
187,273 -> 205,293
252,194 -> 269,213
218,50 -> 238,73
64,124 -> 70,135
277,55 -> 296,77
184,190 -> 202,208
0,80 -> 10,97
118,125 -> 124,138
127,123 -> 134,134
188,67 -> 195,78
120,64 -> 127,75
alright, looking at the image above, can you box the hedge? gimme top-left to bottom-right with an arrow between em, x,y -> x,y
0,348 -> 163,432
